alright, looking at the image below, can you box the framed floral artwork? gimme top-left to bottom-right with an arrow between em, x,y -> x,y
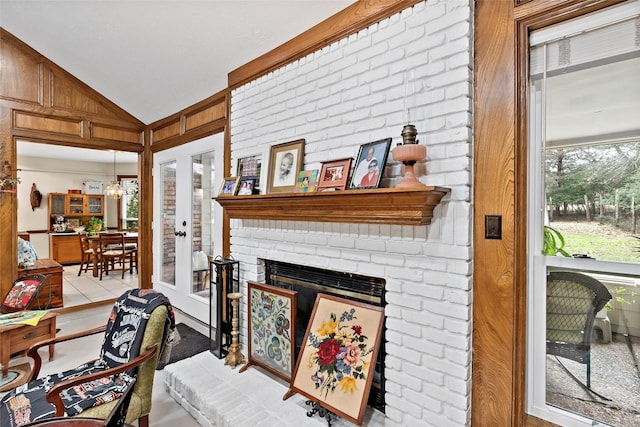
288,293 -> 384,425
239,281 -> 297,382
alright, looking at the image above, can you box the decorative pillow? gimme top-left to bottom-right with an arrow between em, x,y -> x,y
17,237 -> 38,268
2,279 -> 39,310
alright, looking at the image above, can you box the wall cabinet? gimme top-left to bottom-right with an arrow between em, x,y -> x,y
48,193 -> 104,230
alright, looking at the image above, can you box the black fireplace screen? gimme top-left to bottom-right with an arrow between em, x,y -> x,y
264,259 -> 386,412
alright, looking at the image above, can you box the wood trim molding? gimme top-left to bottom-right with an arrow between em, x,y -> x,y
149,89 -> 227,151
228,0 -> 423,89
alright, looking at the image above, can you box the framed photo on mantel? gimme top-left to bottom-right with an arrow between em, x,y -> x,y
317,158 -> 352,191
349,138 -> 391,189
266,139 -> 305,194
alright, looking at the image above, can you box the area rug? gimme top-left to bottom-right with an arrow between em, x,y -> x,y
0,363 -> 31,392
159,323 -> 209,369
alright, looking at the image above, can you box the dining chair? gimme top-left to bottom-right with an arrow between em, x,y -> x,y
98,234 -> 129,280
78,234 -> 97,276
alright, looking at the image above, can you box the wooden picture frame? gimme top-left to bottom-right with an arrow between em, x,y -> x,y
236,154 -> 262,192
236,177 -> 256,196
317,158 -> 352,191
294,169 -> 319,193
266,139 -> 305,194
349,138 -> 392,189
288,294 -> 384,425
218,176 -> 240,196
240,281 -> 297,382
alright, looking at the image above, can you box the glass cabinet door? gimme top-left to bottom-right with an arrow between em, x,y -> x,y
49,194 -> 65,215
67,195 -> 84,214
87,196 -> 103,214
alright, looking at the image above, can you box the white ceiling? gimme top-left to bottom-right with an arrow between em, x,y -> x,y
2,0 -> 355,162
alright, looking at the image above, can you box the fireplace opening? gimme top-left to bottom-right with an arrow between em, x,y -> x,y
264,259 -> 386,412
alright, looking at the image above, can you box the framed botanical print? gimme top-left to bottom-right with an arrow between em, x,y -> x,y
240,281 -> 297,382
266,139 -> 305,194
288,293 -> 384,425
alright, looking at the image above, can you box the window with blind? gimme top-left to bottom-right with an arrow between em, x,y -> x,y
527,2 -> 640,426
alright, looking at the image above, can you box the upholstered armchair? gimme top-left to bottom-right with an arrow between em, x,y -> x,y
0,290 -> 173,427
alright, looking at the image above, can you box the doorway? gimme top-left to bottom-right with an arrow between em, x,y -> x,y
153,133 -> 224,324
17,141 -> 140,309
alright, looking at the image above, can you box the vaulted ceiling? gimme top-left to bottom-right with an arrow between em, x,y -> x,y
0,0 -> 355,125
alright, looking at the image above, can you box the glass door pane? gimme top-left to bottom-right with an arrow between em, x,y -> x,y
160,160 -> 177,286
191,151 -> 215,296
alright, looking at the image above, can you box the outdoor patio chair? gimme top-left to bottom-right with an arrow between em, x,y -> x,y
0,289 -> 175,427
546,271 -> 612,388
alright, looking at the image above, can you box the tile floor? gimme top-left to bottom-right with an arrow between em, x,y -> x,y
61,263 -> 138,308
7,303 -> 203,426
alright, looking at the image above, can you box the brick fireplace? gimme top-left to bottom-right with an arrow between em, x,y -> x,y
226,1 -> 474,425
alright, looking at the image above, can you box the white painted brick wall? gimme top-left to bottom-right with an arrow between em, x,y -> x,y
229,1 -> 473,426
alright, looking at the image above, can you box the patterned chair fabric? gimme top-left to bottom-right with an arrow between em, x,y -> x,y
0,290 -> 175,427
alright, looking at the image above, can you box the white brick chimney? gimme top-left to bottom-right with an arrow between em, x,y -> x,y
228,1 -> 473,425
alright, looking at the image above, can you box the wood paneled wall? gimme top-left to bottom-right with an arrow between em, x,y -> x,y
474,0 -> 625,425
0,28 -> 145,296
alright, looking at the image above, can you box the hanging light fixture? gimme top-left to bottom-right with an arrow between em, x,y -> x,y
105,151 -> 123,199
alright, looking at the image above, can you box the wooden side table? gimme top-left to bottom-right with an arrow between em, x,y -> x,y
0,311 -> 58,379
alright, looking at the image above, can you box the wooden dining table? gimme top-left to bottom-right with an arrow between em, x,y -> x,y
86,232 -> 138,277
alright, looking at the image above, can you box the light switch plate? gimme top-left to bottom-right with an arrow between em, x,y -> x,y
485,215 -> 502,239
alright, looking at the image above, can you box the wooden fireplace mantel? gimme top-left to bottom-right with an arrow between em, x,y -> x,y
214,186 -> 450,226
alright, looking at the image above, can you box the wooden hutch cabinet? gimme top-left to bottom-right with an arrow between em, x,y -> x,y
48,193 -> 104,223
48,193 -> 104,264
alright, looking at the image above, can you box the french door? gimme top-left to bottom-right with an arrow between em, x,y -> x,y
153,133 -> 224,323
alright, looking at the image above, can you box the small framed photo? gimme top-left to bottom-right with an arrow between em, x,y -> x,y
218,176 -> 240,196
237,155 -> 262,191
237,177 -> 256,195
294,169 -> 319,193
267,139 -> 305,194
318,158 -> 352,191
349,138 -> 392,189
